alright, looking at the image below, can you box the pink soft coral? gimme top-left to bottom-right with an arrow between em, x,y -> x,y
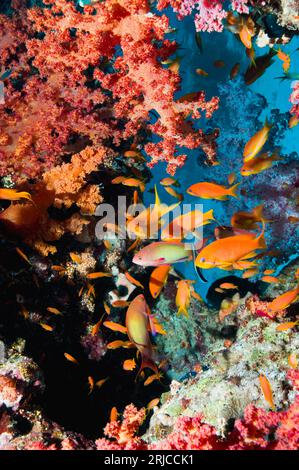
158,0 -> 251,32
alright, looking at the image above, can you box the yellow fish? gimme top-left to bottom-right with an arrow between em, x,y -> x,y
176,280 -> 192,318
243,120 -> 272,162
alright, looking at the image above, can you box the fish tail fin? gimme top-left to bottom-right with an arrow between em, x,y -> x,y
256,219 -> 266,249
229,182 -> 241,198
178,306 -> 188,317
138,355 -> 159,377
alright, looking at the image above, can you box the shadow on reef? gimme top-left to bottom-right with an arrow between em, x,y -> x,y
0,238 -> 168,439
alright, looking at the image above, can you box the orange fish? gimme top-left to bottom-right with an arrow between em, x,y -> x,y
187,182 -> 240,200
195,68 -> 209,77
230,62 -> 240,79
111,300 -> 131,308
276,320 -> 299,332
288,353 -> 298,369
288,216 -> 299,224
289,115 -> 299,128
122,178 -> 145,192
264,269 -> 275,275
269,285 -> 299,313
259,374 -> 275,410
0,188 -> 33,202
107,340 -> 133,349
239,24 -> 253,49
219,282 -> 238,290
64,353 -> 79,364
147,398 -> 160,410
176,280 -> 192,317
40,323 -> 53,332
219,293 -> 240,322
16,247 -> 31,265
144,372 -> 163,386
103,321 -> 127,334
242,268 -> 258,278
196,223 -> 266,270
123,359 -> 136,371
51,265 -> 66,273
160,177 -> 178,187
228,173 -> 236,185
125,294 -> 158,374
88,376 -> 94,394
110,407 -> 119,422
70,252 -> 81,264
86,272 -> 112,279
241,152 -> 281,176
95,377 -> 109,389
161,209 -> 214,241
243,120 -> 272,162
149,265 -> 171,299
261,276 -> 279,284
125,271 -> 144,289
46,307 -> 62,315
164,186 -> 183,201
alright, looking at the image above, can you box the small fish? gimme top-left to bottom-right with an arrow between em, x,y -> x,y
88,376 -> 94,394
124,150 -> 145,161
160,177 -> 178,187
95,377 -> 109,389
195,68 -> 208,77
246,46 -> 256,66
276,48 -> 290,73
227,173 -> 236,185
219,293 -> 240,322
289,115 -> 299,128
219,283 -> 238,290
276,320 -> 299,332
123,359 -> 136,371
191,291 -> 203,302
46,307 -> 62,315
0,188 -> 33,202
288,216 -> 299,224
111,176 -> 125,184
125,294 -> 158,374
128,238 -> 141,253
161,209 -> 214,241
269,285 -> 299,313
239,24 -> 253,49
107,340 -> 131,349
288,353 -> 298,369
164,186 -> 183,200
264,269 -> 275,275
103,321 -> 127,334
121,177 -> 145,192
125,271 -> 144,289
242,268 -> 258,278
214,60 -> 225,68
51,265 -> 66,273
230,63 -> 240,80
147,398 -> 160,411
215,287 -> 225,293
64,353 -> 79,364
40,323 -> 54,332
16,247 -> 31,265
241,152 -> 281,176
111,300 -> 131,308
259,375 -> 275,410
86,272 -> 112,279
187,182 -> 239,200
91,320 -> 102,336
243,120 -> 272,162
70,252 -> 81,264
176,280 -> 192,318
149,265 -> 171,299
20,305 -> 29,319
144,372 -> 163,386
261,276 -> 279,284
110,407 -> 119,422
103,302 -> 111,315
87,283 -> 96,298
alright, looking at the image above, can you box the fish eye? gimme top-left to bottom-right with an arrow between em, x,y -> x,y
200,257 -> 205,262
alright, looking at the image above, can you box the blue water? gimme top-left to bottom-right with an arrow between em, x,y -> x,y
143,12 -> 299,301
